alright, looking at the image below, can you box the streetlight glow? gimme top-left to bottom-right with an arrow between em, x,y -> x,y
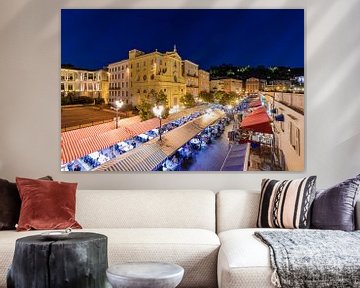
153,105 -> 164,118
153,105 -> 164,141
114,100 -> 124,129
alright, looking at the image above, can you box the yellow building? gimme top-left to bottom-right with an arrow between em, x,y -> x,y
183,60 -> 199,97
262,92 -> 304,171
210,79 -> 225,92
198,69 -> 210,93
246,77 -> 260,94
128,48 -> 186,107
223,78 -> 242,94
265,80 -> 292,92
61,67 -> 109,103
210,78 -> 242,94
108,60 -> 130,104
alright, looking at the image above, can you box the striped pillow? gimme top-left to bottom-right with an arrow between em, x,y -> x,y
257,176 -> 317,229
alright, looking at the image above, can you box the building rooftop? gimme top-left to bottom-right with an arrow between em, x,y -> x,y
61,64 -> 106,72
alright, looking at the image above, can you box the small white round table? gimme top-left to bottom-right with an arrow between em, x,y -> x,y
106,262 -> 184,288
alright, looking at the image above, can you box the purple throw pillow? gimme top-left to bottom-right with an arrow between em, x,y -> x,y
311,174 -> 360,231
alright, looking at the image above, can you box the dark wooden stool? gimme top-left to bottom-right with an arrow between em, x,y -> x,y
7,232 -> 108,288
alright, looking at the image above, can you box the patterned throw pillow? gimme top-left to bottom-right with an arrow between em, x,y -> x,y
257,176 -> 317,229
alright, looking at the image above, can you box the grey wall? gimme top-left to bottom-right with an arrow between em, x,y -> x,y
0,0 -> 359,191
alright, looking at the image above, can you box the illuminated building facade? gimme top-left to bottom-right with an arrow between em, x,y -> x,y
108,60 -> 130,104
198,69 -> 210,93
183,60 -> 199,97
61,67 -> 110,103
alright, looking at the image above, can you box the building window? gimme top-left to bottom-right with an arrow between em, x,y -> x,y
143,75 -> 147,81
295,127 -> 301,155
143,90 -> 147,94
289,122 -> 300,155
122,73 -> 124,79
61,83 -> 64,90
68,84 -> 73,90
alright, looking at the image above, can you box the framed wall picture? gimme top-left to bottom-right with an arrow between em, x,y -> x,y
61,9 -> 304,172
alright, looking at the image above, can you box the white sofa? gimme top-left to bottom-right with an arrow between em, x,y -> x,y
216,190 -> 360,288
0,190 -> 220,288
1,189 -> 359,288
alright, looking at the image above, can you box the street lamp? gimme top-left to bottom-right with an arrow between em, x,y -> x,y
115,100 -> 123,129
153,105 -> 164,141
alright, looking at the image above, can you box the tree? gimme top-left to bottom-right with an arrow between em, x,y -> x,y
95,96 -> 105,105
198,91 -> 214,103
137,97 -> 153,121
214,91 -> 225,103
180,93 -> 196,108
227,92 -> 239,105
137,90 -> 169,121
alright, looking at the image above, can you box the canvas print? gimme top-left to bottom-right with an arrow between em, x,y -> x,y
61,9 -> 304,172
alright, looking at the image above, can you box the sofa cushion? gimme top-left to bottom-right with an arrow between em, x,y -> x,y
311,174 -> 360,231
218,228 -> 280,288
76,190 -> 216,231
16,177 -> 82,231
0,176 -> 52,230
257,177 -> 317,229
216,190 -> 260,233
0,179 -> 20,231
0,228 -> 220,288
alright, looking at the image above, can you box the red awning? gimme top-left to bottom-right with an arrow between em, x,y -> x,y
240,107 -> 273,134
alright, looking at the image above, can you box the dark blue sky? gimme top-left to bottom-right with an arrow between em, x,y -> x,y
61,9 -> 304,70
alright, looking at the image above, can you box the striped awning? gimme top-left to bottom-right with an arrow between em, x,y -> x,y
61,106 -> 210,164
61,127 -> 132,164
61,121 -> 115,143
95,109 -> 225,172
98,143 -> 167,172
125,118 -> 167,137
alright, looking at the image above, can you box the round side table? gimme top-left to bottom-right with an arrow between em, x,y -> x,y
7,232 -> 108,288
106,262 -> 184,288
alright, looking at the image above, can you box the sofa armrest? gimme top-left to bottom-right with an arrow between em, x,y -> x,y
356,200 -> 360,230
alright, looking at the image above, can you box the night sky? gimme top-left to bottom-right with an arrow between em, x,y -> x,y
61,9 -> 304,70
